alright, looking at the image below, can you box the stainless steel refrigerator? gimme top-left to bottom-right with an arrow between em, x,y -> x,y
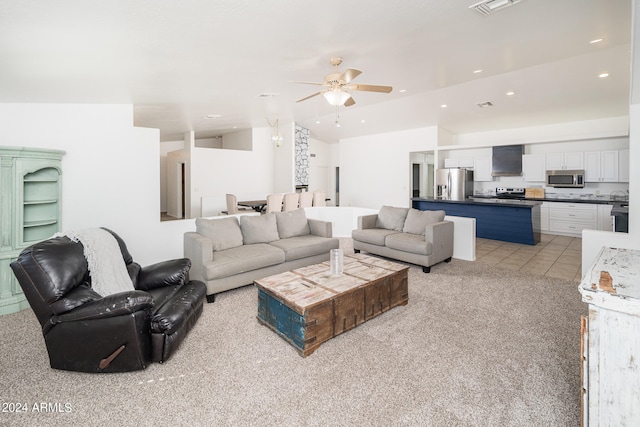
436,168 -> 474,200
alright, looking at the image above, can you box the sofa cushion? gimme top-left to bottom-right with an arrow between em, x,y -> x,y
196,217 -> 243,252
402,209 -> 446,235
375,206 -> 409,231
240,213 -> 280,244
385,232 -> 433,255
269,235 -> 339,262
352,228 -> 400,246
204,244 -> 285,280
275,209 -> 310,239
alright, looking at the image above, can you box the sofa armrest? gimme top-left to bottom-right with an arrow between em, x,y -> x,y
425,221 -> 454,261
308,218 -> 333,238
52,291 -> 154,324
358,214 -> 378,230
183,232 -> 213,283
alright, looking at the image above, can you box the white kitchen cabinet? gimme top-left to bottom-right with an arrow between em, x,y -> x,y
618,149 -> 630,182
473,156 -> 493,181
579,247 -> 640,427
585,151 -> 619,182
546,152 -> 584,170
597,204 -> 614,232
540,202 -> 550,232
522,154 -> 546,181
444,157 -> 474,168
548,202 -> 597,237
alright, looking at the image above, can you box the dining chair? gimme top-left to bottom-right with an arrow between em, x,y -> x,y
283,193 -> 300,211
224,194 -> 252,215
312,191 -> 326,207
298,191 -> 314,208
266,193 -> 284,213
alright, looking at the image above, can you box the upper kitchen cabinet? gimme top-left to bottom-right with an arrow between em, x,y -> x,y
522,154 -> 546,181
546,152 -> 584,170
618,149 -> 630,182
585,151 -> 619,182
473,156 -> 493,182
444,157 -> 474,168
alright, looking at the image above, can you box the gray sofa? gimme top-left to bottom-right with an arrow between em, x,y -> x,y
184,209 -> 339,301
351,206 -> 454,273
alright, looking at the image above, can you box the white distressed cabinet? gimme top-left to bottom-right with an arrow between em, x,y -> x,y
0,146 -> 65,315
579,247 -> 640,427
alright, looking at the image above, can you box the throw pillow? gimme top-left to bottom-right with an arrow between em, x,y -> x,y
240,213 -> 280,244
402,209 -> 446,235
196,217 -> 244,251
375,206 -> 409,231
275,209 -> 310,239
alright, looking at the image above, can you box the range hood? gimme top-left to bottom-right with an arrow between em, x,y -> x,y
491,145 -> 523,177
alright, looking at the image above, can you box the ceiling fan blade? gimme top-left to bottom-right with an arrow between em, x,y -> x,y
289,81 -> 326,86
348,84 -> 393,93
296,91 -> 323,103
340,68 -> 362,84
344,96 -> 356,107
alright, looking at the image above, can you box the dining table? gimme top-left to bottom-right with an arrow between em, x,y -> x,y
237,199 -> 267,212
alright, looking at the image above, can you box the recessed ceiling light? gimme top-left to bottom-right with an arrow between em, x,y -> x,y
205,114 -> 222,119
599,73 -> 610,78
361,119 -> 366,123
590,38 -> 603,44
506,91 -> 515,96
473,69 -> 483,74
441,104 -> 448,108
399,89 -> 407,93
315,120 -> 320,124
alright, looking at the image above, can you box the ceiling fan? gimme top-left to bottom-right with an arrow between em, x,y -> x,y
293,57 -> 393,107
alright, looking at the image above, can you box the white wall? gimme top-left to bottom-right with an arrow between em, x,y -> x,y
308,137 -> 332,203
190,127 -> 275,216
339,127 -> 440,209
160,140 -> 184,212
273,121 -> 295,193
0,103 -> 176,265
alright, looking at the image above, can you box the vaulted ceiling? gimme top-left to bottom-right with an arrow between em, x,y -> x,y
0,0 -> 632,143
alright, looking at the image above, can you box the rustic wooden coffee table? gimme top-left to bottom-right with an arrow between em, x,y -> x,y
255,253 -> 409,357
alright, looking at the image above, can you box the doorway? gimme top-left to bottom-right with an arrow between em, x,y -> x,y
335,167 -> 340,206
412,163 -> 420,197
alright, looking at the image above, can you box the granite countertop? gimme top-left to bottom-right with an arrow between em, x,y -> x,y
413,197 -> 542,208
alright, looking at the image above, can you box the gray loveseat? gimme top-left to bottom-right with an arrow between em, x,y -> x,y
351,206 -> 453,273
184,209 -> 339,301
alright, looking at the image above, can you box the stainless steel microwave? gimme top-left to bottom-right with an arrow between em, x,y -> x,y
545,169 -> 585,188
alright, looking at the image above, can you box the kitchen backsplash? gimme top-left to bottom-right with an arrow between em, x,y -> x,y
472,177 -> 629,199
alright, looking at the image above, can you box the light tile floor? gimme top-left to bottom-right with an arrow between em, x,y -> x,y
476,234 -> 583,282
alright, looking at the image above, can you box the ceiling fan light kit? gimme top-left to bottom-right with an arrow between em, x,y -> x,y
323,88 -> 351,106
294,57 -> 392,108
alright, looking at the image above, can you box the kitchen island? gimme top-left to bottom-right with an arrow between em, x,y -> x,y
412,197 -> 542,245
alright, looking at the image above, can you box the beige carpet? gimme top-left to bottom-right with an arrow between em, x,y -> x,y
0,241 -> 585,426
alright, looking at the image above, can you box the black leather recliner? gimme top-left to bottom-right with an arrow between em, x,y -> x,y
10,228 -> 207,373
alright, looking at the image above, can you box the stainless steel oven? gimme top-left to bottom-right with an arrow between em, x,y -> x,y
545,169 -> 585,188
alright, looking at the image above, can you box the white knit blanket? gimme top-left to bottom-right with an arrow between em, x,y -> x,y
55,228 -> 134,297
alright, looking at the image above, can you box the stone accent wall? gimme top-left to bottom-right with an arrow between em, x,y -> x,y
295,124 -> 310,186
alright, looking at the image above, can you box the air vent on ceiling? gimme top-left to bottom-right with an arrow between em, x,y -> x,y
256,93 -> 279,98
477,101 -> 493,108
469,0 -> 522,16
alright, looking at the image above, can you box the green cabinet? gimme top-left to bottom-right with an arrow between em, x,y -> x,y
0,146 -> 65,315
